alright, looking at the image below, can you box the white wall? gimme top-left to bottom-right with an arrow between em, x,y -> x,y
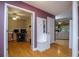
56,32 -> 69,40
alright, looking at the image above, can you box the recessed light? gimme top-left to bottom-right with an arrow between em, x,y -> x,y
12,17 -> 16,20
12,16 -> 20,20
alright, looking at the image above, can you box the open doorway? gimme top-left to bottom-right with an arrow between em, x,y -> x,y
4,3 -> 35,57
8,6 -> 32,56
8,7 -> 32,56
47,17 -> 72,56
55,18 -> 70,48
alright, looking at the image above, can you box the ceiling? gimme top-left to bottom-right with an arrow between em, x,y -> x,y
24,1 -> 72,19
8,6 -> 31,20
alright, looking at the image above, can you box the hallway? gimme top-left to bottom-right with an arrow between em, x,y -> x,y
8,40 -> 71,57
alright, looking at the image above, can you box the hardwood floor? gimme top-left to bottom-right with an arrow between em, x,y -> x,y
55,40 -> 69,48
8,40 -> 71,57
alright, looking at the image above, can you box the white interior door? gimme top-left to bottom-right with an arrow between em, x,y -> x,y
37,17 -> 50,51
37,17 -> 44,42
47,17 -> 55,44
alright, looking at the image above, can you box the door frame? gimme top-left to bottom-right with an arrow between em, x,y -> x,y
55,19 -> 71,48
4,3 -> 36,57
69,20 -> 72,49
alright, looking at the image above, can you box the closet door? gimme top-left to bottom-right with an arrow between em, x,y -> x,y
47,17 -> 55,44
37,17 -> 47,42
37,17 -> 43,42
37,17 -> 50,51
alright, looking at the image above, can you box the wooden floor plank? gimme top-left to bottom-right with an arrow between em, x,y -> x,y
8,40 -> 71,57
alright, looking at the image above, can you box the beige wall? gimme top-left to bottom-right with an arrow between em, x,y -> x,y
8,16 -> 31,32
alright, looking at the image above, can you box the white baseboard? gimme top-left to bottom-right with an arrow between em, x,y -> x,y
4,49 -> 8,57
32,48 -> 38,51
6,50 -> 8,57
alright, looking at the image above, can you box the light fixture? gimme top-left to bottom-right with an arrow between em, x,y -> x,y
58,22 -> 62,25
12,17 -> 17,20
12,16 -> 20,20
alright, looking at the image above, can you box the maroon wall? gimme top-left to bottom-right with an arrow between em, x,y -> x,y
0,2 -> 5,57
6,1 -> 54,18
0,1 -> 55,56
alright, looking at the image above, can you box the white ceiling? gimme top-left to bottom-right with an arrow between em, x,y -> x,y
24,1 -> 72,19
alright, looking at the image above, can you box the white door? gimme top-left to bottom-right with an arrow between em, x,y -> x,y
47,17 -> 55,44
37,17 -> 50,51
37,17 -> 44,42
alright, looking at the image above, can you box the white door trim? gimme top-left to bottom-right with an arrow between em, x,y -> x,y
69,20 -> 72,49
72,1 -> 78,57
4,3 -> 36,57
